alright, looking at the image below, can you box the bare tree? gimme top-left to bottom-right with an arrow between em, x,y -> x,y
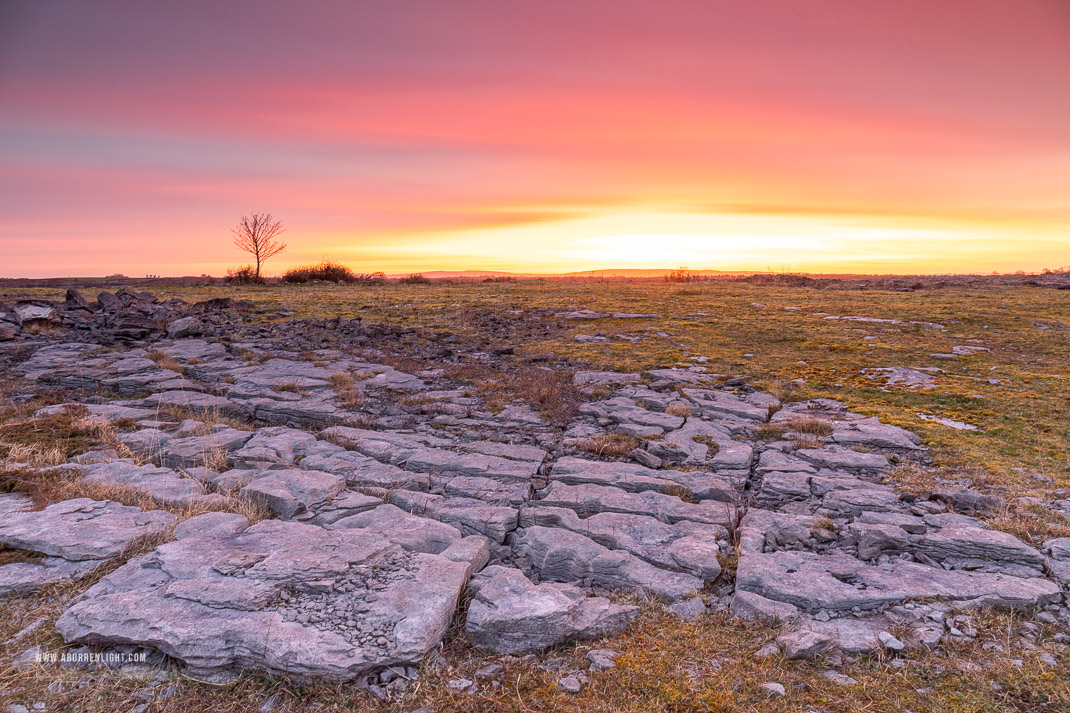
232,213 -> 287,279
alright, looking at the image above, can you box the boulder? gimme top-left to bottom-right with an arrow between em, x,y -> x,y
166,316 -> 204,339
14,301 -> 56,322
777,630 -> 832,660
96,291 -> 120,311
931,487 -> 1001,516
64,288 -> 91,311
730,590 -> 800,623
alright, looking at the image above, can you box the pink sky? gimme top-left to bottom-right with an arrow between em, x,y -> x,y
1,0 -> 1068,276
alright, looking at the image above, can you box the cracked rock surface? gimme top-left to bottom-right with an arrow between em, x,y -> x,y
1,292 -> 1067,681
55,520 -> 470,682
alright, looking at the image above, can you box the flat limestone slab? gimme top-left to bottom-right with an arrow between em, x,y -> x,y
0,498 -> 177,561
81,461 -> 222,508
736,550 -> 1061,613
0,498 -> 177,597
550,457 -> 735,502
0,492 -> 35,517
56,520 -> 471,682
331,503 -> 463,554
520,506 -> 723,581
466,566 -> 638,655
240,469 -> 345,519
537,482 -> 732,527
0,557 -> 103,597
513,525 -> 703,601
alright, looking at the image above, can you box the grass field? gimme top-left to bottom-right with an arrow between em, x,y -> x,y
1,279 -> 1068,712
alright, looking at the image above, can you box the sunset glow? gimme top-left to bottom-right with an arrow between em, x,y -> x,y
1,1 -> 1068,276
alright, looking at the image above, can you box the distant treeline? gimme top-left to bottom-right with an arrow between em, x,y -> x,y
3,267 -> 1068,290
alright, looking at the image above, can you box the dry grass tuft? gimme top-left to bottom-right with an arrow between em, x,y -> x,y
987,503 -> 1070,544
202,445 -> 232,472
663,483 -> 697,503
578,433 -> 639,458
447,363 -> 580,425
146,349 -> 185,375
788,417 -> 834,437
3,442 -> 68,467
508,366 -> 580,425
328,372 -> 355,391
755,423 -> 787,441
157,405 -> 252,432
789,433 -> 822,450
328,373 -> 363,409
811,516 -> 838,532
665,403 -> 693,418
770,380 -> 802,403
691,434 -> 721,455
272,380 -> 308,395
0,407 -> 124,465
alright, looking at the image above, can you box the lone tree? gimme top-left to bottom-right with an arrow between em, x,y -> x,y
232,212 -> 287,279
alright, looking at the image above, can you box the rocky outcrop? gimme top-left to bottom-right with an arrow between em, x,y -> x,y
0,308 -> 1064,681
0,289 -> 259,344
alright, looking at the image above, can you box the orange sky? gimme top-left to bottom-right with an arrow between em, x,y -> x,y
1,0 -> 1068,277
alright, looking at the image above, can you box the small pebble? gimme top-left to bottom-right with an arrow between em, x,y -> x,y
760,682 -> 786,697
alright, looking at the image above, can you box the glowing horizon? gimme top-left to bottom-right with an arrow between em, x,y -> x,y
1,1 -> 1068,278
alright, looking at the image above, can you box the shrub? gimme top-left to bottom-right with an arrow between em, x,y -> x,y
281,260 -> 355,284
399,273 -> 431,284
226,265 -> 262,284
664,267 -> 700,283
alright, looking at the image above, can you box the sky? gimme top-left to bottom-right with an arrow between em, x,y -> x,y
1,0 -> 1068,277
